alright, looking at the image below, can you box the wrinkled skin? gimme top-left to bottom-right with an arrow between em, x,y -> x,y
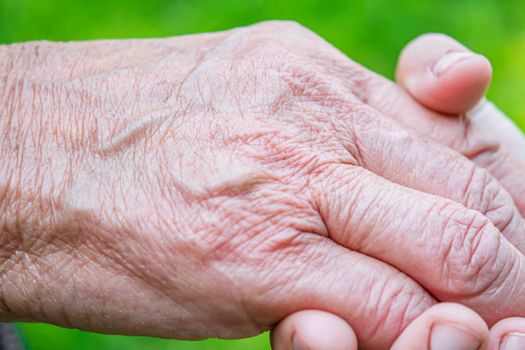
1,22 -> 525,349
272,33 -> 525,350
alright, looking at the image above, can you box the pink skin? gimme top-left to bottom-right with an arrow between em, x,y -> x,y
396,34 -> 525,215
1,24 -> 525,349
272,33 -> 525,350
272,304 -> 490,350
271,310 -> 359,350
489,318 -> 525,350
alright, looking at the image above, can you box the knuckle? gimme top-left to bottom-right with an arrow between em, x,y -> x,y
245,20 -> 323,61
462,167 -> 492,212
357,76 -> 396,107
454,114 -> 501,159
234,27 -> 294,68
251,20 -> 311,36
437,207 -> 504,299
364,274 -> 432,342
239,23 -> 354,113
463,167 -> 516,233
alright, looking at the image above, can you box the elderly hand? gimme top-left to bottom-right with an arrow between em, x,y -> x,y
1,22 -> 524,349
272,33 -> 525,350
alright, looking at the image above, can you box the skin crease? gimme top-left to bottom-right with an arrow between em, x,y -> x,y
271,304 -> 491,350
372,33 -> 525,215
1,22 -> 525,349
271,33 -> 525,350
394,35 -> 525,350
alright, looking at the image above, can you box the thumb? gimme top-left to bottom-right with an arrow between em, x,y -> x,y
270,310 -> 358,350
391,303 -> 489,350
396,33 -> 492,115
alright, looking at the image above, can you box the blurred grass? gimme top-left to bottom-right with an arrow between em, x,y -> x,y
16,323 -> 269,350
0,0 -> 524,349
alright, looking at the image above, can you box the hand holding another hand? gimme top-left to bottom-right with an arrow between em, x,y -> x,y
273,32 -> 525,349
1,22 -> 524,349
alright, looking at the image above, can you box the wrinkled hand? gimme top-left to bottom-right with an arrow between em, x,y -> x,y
1,22 -> 525,349
272,33 -> 525,350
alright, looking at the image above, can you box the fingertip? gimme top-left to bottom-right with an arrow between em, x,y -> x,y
397,33 -> 492,115
270,310 -> 358,350
391,303 -> 489,350
428,52 -> 492,114
488,317 -> 525,350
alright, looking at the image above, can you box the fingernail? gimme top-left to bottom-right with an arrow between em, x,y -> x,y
501,332 -> 525,350
430,323 -> 482,350
432,51 -> 477,76
292,334 -> 309,350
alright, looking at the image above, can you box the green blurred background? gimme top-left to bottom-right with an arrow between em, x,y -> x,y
0,0 -> 523,349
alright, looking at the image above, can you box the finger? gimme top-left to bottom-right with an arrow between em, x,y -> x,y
464,99 -> 525,214
270,310 -> 358,350
312,163 -> 525,325
396,33 -> 492,115
313,32 -> 525,216
468,99 -> 525,164
333,103 -> 525,253
392,303 -> 489,350
395,33 -> 525,213
255,235 -> 435,349
396,34 -> 525,164
368,87 -> 525,218
488,317 -> 525,350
